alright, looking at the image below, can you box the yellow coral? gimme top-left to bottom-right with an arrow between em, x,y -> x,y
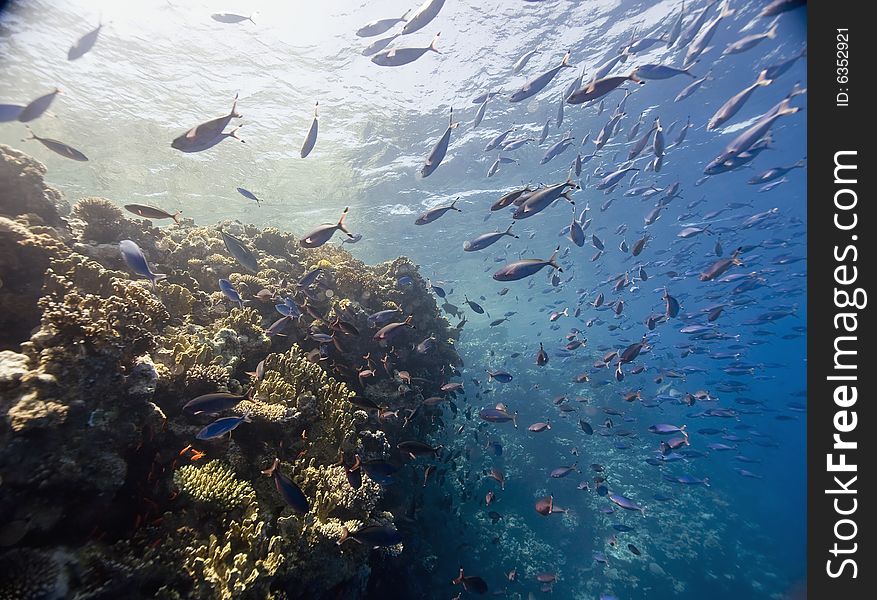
173,461 -> 255,512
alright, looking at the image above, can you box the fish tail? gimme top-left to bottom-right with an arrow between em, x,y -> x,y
337,206 -> 352,235
404,315 -> 414,327
703,477 -> 711,487
628,69 -> 643,83
546,420 -> 551,429
336,526 -> 351,545
429,32 -> 441,53
505,224 -> 519,238
755,69 -> 772,86
230,92 -> 241,118
261,457 -> 280,477
766,23 -> 778,39
720,0 -> 735,18
451,197 -> 462,211
172,210 -> 182,224
547,246 -> 561,271
512,411 -> 518,429
313,101 -> 319,117
229,125 -> 245,142
561,50 -> 572,67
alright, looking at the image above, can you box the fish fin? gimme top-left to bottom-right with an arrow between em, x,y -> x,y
429,32 -> 441,53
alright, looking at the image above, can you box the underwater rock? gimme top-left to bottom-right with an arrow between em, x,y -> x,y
0,144 -> 68,225
0,145 -> 460,600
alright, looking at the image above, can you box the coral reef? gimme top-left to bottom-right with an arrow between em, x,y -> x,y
0,145 -> 460,599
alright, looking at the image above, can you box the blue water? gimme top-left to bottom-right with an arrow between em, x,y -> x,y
0,0 -> 807,598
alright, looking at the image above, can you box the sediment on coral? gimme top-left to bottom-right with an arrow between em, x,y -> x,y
0,144 -> 462,600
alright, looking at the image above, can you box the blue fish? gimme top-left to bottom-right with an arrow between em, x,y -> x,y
183,392 -> 247,415
275,297 -> 302,320
236,187 -> 261,205
218,278 -> 243,307
397,276 -> 414,286
262,458 -> 309,513
119,240 -> 166,290
196,415 -> 249,440
220,230 -> 259,273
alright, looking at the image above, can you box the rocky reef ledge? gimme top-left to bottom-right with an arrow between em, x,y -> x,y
0,145 -> 462,599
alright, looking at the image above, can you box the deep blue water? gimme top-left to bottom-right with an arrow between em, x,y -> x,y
0,0 -> 807,598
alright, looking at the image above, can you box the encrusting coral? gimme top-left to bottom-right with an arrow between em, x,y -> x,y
0,145 -> 461,599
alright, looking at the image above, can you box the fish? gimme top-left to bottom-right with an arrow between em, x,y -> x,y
300,207 -> 354,247
337,525 -> 403,548
300,101 -> 319,158
684,0 -> 735,68
567,70 -> 643,104
596,166 -> 638,190
536,342 -> 549,366
68,21 -> 102,60
262,458 -> 309,513
493,247 -> 562,281
464,224 -> 518,251
479,407 -> 518,427
374,316 -> 414,343
361,34 -> 399,56
675,71 -> 711,102
550,463 -> 579,478
17,89 -> 61,122
372,32 -> 441,66
397,440 -> 442,459
123,204 -> 181,223
236,187 -> 262,206
700,247 -> 744,281
471,92 -> 490,128
196,415 -> 249,440
528,420 -> 551,432
451,568 -> 488,594
356,9 -> 410,37
540,132 -> 575,164
183,392 -> 248,415
665,1 -> 685,47
579,420 -> 594,435
220,229 -> 259,273
748,159 -> 806,185
416,198 -> 461,225
513,47 -> 540,73
22,126 -> 88,161
421,108 -> 459,177
487,370 -> 513,383
464,296 -> 485,314
760,0 -> 806,17
509,50 -> 573,103
172,93 -> 242,152
723,24 -> 779,56
401,0 -> 445,35
704,98 -> 800,174
513,180 -> 577,219
634,64 -> 695,80
211,12 -> 255,24
218,279 -> 244,307
535,495 -> 568,516
119,240 -> 166,290
764,48 -> 807,80
608,492 -> 645,515
708,70 -> 773,131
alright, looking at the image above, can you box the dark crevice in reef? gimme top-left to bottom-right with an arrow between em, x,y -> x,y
0,144 -> 464,599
